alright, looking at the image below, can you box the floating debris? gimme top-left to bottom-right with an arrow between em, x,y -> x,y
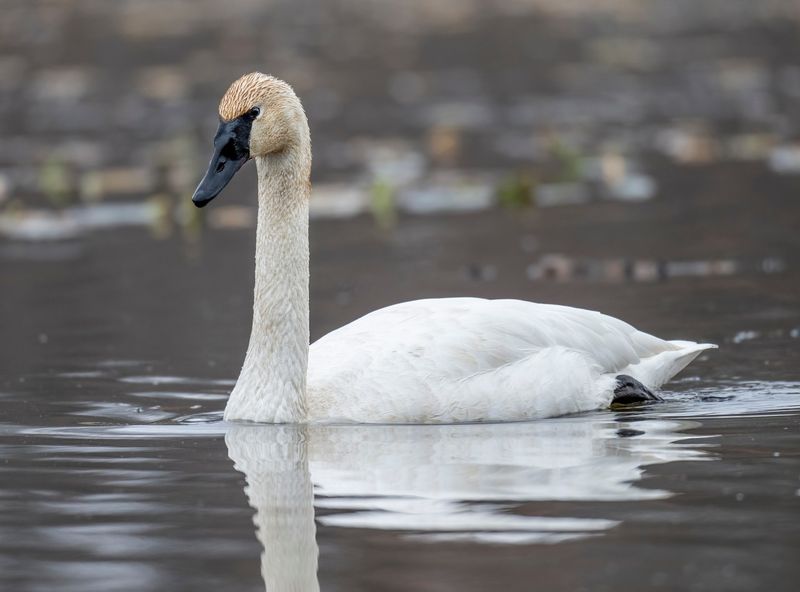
0,202 -> 158,241
398,182 -> 494,215
581,153 -> 658,202
666,259 -> 738,277
310,184 -> 369,219
761,257 -> 787,274
71,202 -> 156,228
427,125 -> 462,166
527,255 -> 775,283
732,331 -> 760,344
0,211 -> 80,241
362,141 -> 426,187
526,254 -> 575,281
768,145 -> 800,174
605,173 -> 656,202
630,260 -> 661,282
536,182 -> 589,207
655,125 -> 718,164
463,263 -> 497,282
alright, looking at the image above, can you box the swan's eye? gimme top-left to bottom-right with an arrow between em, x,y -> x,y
249,107 -> 261,118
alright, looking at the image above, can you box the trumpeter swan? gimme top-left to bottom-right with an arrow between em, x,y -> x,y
192,72 -> 715,424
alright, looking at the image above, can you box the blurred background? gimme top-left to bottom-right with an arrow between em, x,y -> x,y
3,0 -> 800,219
2,3 -> 800,592
2,0 -> 799,373
0,0 -> 800,375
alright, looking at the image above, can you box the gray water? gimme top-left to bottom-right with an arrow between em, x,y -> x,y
2,171 -> 800,591
2,2 -> 800,590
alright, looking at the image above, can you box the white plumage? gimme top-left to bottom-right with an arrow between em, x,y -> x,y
307,298 -> 715,423
194,73 -> 715,424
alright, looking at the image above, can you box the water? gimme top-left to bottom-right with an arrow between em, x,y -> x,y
1,377 -> 799,592
2,1 -> 800,588
2,176 -> 800,591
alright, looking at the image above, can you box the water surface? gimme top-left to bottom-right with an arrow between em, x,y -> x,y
2,195 -> 799,591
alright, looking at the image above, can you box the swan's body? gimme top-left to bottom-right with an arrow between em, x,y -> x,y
305,299 -> 713,423
193,73 -> 715,424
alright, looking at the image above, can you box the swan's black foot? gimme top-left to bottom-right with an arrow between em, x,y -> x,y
611,375 -> 662,408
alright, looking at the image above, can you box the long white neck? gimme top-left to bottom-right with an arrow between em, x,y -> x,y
225,140 -> 311,423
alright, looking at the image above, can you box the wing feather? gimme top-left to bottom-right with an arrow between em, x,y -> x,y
310,298 -> 678,381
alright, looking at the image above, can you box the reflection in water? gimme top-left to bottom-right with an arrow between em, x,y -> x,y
2,381 -> 798,591
226,416 -> 711,590
227,427 -> 319,592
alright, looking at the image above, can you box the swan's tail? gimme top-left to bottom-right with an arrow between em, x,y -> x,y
625,341 -> 717,389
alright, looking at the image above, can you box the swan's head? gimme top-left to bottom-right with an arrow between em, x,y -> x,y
192,72 -> 307,208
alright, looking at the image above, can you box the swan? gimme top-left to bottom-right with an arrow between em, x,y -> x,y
192,72 -> 715,424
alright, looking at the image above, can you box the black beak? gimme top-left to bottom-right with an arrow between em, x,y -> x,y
192,118 -> 252,208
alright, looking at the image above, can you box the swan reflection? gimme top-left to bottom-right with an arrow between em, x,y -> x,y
226,427 -> 319,592
225,416 -> 710,590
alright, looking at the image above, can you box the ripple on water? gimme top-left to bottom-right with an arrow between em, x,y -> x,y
57,371 -> 107,379
129,391 -> 228,401
15,421 -> 228,440
655,380 -> 800,419
71,402 -> 177,424
3,379 -> 799,555
119,375 -> 236,387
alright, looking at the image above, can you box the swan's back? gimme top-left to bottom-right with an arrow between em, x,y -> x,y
307,298 -> 713,423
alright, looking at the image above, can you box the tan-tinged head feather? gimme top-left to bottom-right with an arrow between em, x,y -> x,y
219,72 -> 278,121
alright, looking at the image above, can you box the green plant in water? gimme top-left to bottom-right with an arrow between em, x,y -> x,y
40,156 -> 75,208
370,178 -> 396,230
147,193 -> 174,240
79,171 -> 103,203
498,172 -> 537,208
550,141 -> 582,183
179,192 -> 204,243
